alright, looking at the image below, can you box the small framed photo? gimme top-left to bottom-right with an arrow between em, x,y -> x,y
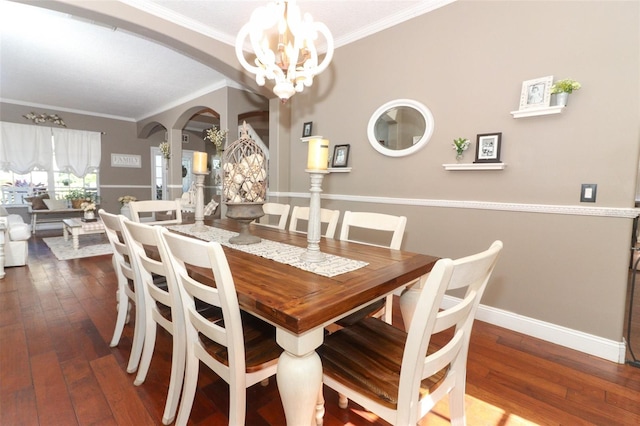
302,121 -> 313,138
332,144 -> 350,168
519,76 -> 553,110
474,133 -> 502,163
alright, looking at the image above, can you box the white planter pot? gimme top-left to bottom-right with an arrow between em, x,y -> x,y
555,92 -> 569,107
120,204 -> 131,219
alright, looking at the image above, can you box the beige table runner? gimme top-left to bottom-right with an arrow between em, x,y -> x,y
168,224 -> 368,277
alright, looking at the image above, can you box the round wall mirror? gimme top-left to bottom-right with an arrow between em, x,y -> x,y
367,99 -> 434,157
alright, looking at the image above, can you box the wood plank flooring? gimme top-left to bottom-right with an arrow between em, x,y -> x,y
1,230 -> 639,425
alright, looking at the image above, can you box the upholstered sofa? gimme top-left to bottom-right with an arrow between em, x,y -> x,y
0,206 -> 31,278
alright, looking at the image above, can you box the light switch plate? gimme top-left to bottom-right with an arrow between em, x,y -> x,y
581,184 -> 597,202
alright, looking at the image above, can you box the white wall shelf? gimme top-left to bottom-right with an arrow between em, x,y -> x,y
510,105 -> 564,118
443,163 -> 506,171
328,167 -> 352,173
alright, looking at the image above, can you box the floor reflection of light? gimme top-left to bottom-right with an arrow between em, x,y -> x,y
345,393 -> 538,425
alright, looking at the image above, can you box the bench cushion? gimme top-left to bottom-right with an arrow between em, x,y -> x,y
24,193 -> 50,210
43,199 -> 68,210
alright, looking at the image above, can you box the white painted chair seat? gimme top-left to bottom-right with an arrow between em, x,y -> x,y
160,229 -> 282,426
318,241 -> 503,426
98,209 -> 146,375
123,220 -> 221,425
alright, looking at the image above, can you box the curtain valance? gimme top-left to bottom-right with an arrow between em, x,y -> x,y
0,122 -> 101,176
52,128 -> 102,177
0,122 -> 53,174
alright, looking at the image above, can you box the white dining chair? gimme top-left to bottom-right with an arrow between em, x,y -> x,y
255,202 -> 290,230
288,206 -> 340,239
122,220 -> 221,424
98,209 -> 146,374
129,199 -> 182,225
318,241 -> 503,426
337,211 -> 408,325
159,228 -> 283,426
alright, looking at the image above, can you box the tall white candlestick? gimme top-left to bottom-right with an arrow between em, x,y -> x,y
300,169 -> 329,263
191,171 -> 209,232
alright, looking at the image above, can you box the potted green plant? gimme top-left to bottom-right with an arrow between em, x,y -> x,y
65,189 -> 92,209
551,79 -> 581,106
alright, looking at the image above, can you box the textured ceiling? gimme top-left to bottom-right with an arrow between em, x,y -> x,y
0,0 -> 452,122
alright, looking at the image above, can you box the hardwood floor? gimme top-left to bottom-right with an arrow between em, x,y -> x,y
1,231 -> 639,425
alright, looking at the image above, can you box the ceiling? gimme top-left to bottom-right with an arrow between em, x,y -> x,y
0,0 -> 452,122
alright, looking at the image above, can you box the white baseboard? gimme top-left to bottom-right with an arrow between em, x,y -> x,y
442,295 -> 626,364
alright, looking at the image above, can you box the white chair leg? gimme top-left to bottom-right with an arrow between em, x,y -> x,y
338,393 -> 348,409
161,330 -> 186,425
134,319 -> 157,385
126,300 -> 145,374
228,378 -> 246,426
175,351 -> 200,426
110,290 -> 128,347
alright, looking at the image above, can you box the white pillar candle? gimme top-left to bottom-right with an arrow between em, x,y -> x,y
193,151 -> 208,173
307,139 -> 329,170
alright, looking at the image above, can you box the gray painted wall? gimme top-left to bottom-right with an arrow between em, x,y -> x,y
2,1 -> 638,348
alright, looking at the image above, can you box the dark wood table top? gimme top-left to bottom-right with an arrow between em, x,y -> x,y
175,218 -> 439,335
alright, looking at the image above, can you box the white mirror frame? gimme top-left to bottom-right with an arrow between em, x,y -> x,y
367,99 -> 435,158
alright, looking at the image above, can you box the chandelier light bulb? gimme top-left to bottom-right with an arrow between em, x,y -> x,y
236,0 -> 334,101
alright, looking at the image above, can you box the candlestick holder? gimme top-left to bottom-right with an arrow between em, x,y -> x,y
300,169 -> 329,263
192,171 -> 209,232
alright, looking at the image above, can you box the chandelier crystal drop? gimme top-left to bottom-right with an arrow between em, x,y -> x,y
235,0 -> 334,101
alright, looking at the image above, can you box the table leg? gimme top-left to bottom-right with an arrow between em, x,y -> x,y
63,224 -> 69,241
0,229 -> 5,279
399,273 -> 429,329
72,230 -> 80,250
276,329 -> 324,426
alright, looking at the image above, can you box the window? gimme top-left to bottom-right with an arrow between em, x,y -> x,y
0,123 -> 101,206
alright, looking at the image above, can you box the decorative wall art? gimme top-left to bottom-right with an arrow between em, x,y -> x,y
332,144 -> 350,168
518,76 -> 553,110
302,121 -> 313,138
474,133 -> 502,163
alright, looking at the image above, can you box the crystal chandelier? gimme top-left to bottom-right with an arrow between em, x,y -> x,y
235,0 -> 334,101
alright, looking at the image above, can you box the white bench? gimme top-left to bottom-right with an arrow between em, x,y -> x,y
27,204 -> 84,234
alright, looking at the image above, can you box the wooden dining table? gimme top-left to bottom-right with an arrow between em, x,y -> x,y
175,218 -> 438,425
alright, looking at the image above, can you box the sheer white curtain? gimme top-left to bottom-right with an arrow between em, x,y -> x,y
52,128 -> 101,176
0,122 -> 53,173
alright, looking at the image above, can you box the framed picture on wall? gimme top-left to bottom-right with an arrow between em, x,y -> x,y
302,121 -> 313,138
332,144 -> 350,167
518,76 -> 553,110
474,133 -> 502,163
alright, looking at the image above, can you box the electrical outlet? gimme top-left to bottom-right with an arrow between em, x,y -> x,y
580,184 -> 597,202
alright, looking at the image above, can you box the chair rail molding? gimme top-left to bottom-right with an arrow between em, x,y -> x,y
274,192 -> 639,219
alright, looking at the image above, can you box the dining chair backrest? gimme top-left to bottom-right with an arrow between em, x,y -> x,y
319,240 -> 503,425
98,209 -> 145,374
256,202 -> 290,230
160,229 -> 281,426
339,211 -> 407,250
336,211 -> 408,325
129,199 -> 182,225
121,219 -> 185,424
288,206 -> 340,239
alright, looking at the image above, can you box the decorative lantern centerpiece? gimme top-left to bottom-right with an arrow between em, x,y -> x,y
222,123 -> 268,244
